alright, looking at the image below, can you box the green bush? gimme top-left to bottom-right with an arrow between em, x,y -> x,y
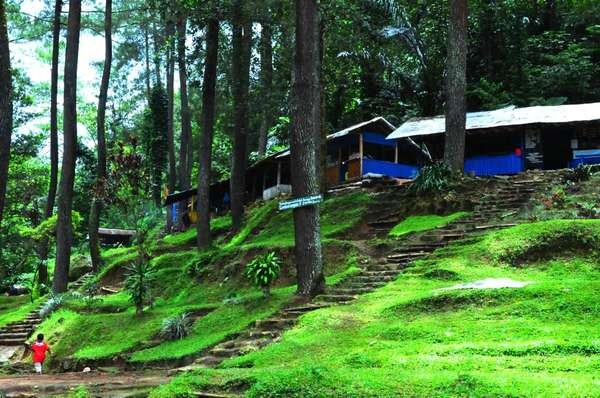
410,162 -> 455,193
245,252 -> 281,297
159,313 -> 193,341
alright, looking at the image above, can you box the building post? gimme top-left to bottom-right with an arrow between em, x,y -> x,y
359,133 -> 364,176
395,141 -> 399,163
277,160 -> 282,186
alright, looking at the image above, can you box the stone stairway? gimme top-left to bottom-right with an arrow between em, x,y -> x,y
0,308 -> 42,347
70,272 -> 95,291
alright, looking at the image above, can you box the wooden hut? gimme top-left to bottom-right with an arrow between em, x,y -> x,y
386,102 -> 600,176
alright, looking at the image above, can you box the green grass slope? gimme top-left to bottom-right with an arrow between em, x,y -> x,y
153,220 -> 600,397
389,211 -> 469,238
34,193 -> 371,367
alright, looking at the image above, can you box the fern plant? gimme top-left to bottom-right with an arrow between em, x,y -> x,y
245,252 -> 281,298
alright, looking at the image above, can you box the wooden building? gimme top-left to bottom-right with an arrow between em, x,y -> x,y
164,117 -> 427,228
386,102 -> 600,176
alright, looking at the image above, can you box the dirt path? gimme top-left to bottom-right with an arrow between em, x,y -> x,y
0,371 -> 170,397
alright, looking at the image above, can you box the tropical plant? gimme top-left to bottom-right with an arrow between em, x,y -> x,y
159,313 -> 193,341
410,162 -> 455,193
124,255 -> 156,315
245,252 -> 281,298
566,164 -> 593,183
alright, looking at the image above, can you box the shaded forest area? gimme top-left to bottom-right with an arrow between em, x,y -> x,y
0,0 -> 599,293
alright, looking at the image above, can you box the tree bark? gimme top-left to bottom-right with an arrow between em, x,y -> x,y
152,20 -> 162,88
258,20 -> 273,157
177,13 -> 192,191
291,0 -> 325,297
165,19 -> 176,231
144,19 -> 151,101
443,0 -> 468,172
0,0 -> 12,246
230,3 -> 252,232
197,18 -> 219,249
89,0 -> 112,274
54,0 -> 81,293
37,0 -> 63,285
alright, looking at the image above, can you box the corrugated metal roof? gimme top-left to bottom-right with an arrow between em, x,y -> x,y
271,117 -> 397,159
387,102 -> 600,140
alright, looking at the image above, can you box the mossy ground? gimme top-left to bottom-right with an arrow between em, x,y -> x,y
389,211 -> 469,238
151,221 -> 600,397
0,296 -> 38,329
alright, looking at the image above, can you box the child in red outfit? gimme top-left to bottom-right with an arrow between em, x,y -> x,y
26,334 -> 51,374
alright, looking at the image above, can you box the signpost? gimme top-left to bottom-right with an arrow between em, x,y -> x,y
279,194 -> 323,211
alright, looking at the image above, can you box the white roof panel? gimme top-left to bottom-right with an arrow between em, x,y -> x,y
387,102 -> 600,140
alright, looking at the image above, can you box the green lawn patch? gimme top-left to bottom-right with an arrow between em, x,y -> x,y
389,211 -> 469,238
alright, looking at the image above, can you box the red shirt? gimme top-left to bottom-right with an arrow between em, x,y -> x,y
31,342 -> 50,363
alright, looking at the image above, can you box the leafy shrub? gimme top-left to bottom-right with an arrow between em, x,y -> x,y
245,252 -> 281,297
410,162 -> 455,193
68,386 -> 91,398
565,164 -> 593,182
541,187 -> 567,209
577,201 -> 600,218
159,313 -> 193,341
124,259 -> 156,315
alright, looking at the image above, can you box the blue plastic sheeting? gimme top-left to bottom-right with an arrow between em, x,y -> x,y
570,157 -> 600,167
363,132 -> 397,147
464,154 -> 523,176
171,204 -> 178,222
362,159 -> 420,179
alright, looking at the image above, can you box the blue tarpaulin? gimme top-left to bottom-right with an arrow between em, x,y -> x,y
362,132 -> 397,147
464,153 -> 523,176
362,159 -> 420,179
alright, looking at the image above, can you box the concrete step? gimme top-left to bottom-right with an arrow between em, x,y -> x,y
328,287 -> 374,295
210,347 -> 240,358
255,318 -> 295,330
0,338 -> 26,346
353,275 -> 396,283
367,263 -> 405,271
346,281 -> 386,289
393,244 -> 442,253
0,332 -> 29,340
314,294 -> 357,304
194,355 -> 222,367
242,330 -> 281,340
361,270 -> 400,277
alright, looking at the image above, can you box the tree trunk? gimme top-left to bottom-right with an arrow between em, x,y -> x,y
165,20 -> 176,231
230,4 -> 252,232
258,20 -> 273,157
197,18 -> 219,249
144,19 -> 151,101
176,13 -> 192,227
54,0 -> 81,293
37,0 -> 63,285
89,0 -> 112,274
152,20 -> 162,88
177,13 -> 192,191
443,0 -> 468,172
291,0 -> 325,297
0,0 -> 12,246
